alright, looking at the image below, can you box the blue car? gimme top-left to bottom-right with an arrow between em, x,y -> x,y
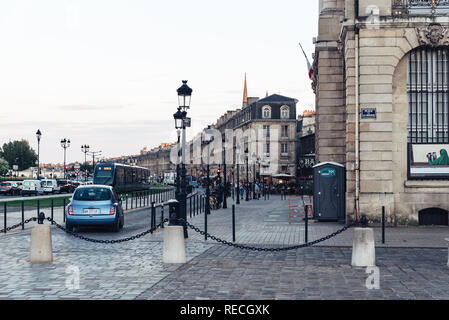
66,185 -> 124,232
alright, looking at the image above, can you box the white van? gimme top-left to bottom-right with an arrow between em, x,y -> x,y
41,179 -> 60,194
21,180 -> 44,196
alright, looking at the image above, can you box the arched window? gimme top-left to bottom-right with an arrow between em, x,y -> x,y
407,46 -> 449,179
262,106 -> 271,119
280,106 -> 290,119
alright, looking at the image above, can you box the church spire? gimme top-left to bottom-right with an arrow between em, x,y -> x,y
243,73 -> 248,107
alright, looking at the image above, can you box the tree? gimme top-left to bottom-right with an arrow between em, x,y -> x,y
0,158 -> 9,176
0,140 -> 37,171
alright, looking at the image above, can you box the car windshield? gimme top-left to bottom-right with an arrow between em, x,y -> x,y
0,183 -> 10,186
73,187 -> 112,201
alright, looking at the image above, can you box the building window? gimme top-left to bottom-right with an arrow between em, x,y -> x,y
281,125 -> 289,138
407,46 -> 449,179
263,125 -> 270,138
281,143 -> 288,157
265,143 -> 270,156
262,106 -> 271,119
280,106 -> 290,119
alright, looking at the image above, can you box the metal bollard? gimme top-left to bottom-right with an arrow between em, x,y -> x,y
62,198 -> 66,222
161,205 -> 165,229
304,205 -> 309,245
21,201 -> 25,230
3,203 -> 6,234
204,201 -> 208,241
382,206 -> 386,244
51,199 -> 54,225
232,204 -> 236,243
151,202 -> 155,231
37,199 -> 40,220
189,197 -> 192,219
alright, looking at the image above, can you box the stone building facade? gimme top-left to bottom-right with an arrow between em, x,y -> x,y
315,0 -> 449,225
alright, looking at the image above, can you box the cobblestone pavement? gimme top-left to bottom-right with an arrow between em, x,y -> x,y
0,230 -> 212,300
137,245 -> 449,300
0,193 -> 448,300
156,194 -> 449,249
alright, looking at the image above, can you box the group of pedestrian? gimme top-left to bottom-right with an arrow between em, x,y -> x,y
234,181 -> 264,200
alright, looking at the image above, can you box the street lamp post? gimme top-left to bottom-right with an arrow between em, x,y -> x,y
205,126 -> 212,216
222,136 -> 228,209
245,148 -> 249,201
36,130 -> 42,177
81,145 -> 90,182
252,153 -> 257,200
174,80 -> 192,239
88,150 -> 102,173
235,145 -> 240,204
61,138 -> 71,179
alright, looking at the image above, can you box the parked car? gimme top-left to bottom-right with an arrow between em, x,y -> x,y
21,180 -> 44,196
65,185 -> 124,232
57,180 -> 76,193
0,182 -> 21,196
41,179 -> 60,194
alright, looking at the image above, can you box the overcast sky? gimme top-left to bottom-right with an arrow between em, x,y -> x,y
0,0 -> 318,165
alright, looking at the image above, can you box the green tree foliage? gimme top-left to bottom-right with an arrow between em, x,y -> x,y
0,158 -> 9,176
0,140 -> 37,171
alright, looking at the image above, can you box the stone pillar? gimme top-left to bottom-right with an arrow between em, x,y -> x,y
163,226 -> 187,264
351,228 -> 376,267
29,225 -> 53,263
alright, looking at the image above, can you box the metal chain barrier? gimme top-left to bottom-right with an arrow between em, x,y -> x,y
46,217 -> 169,244
0,218 -> 37,234
178,218 -> 356,252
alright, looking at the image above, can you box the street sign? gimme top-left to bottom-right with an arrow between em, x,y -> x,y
361,108 -> 377,119
74,164 -> 81,169
13,165 -> 18,171
75,168 -> 80,174
183,118 -> 191,128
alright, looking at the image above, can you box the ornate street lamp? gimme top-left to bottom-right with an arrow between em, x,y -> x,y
81,144 -> 90,182
61,138 -> 71,178
36,129 -> 42,177
175,80 -> 192,239
235,145 -> 240,204
205,125 -> 212,216
222,136 -> 228,209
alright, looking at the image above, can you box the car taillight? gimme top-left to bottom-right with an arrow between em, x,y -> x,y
68,205 -> 73,215
110,206 -> 115,215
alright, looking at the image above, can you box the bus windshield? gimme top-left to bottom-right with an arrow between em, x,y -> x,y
94,166 -> 114,185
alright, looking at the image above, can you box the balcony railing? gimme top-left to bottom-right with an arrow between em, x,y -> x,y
393,0 -> 449,14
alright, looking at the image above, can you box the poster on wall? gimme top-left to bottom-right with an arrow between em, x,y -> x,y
409,144 -> 449,179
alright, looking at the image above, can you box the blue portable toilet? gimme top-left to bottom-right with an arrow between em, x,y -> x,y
313,162 -> 346,223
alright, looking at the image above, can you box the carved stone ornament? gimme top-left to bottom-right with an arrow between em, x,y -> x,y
416,23 -> 449,47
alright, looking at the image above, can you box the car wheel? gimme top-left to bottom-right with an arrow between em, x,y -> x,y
112,217 -> 120,233
66,223 -> 74,232
119,215 -> 124,229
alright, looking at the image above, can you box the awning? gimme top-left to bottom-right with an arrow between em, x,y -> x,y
271,174 -> 295,179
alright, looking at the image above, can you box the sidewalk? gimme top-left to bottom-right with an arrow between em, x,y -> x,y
158,195 -> 449,249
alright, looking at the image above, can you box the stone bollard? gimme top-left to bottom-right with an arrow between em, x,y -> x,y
163,226 -> 186,264
30,225 -> 53,263
446,238 -> 449,267
351,228 -> 376,267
